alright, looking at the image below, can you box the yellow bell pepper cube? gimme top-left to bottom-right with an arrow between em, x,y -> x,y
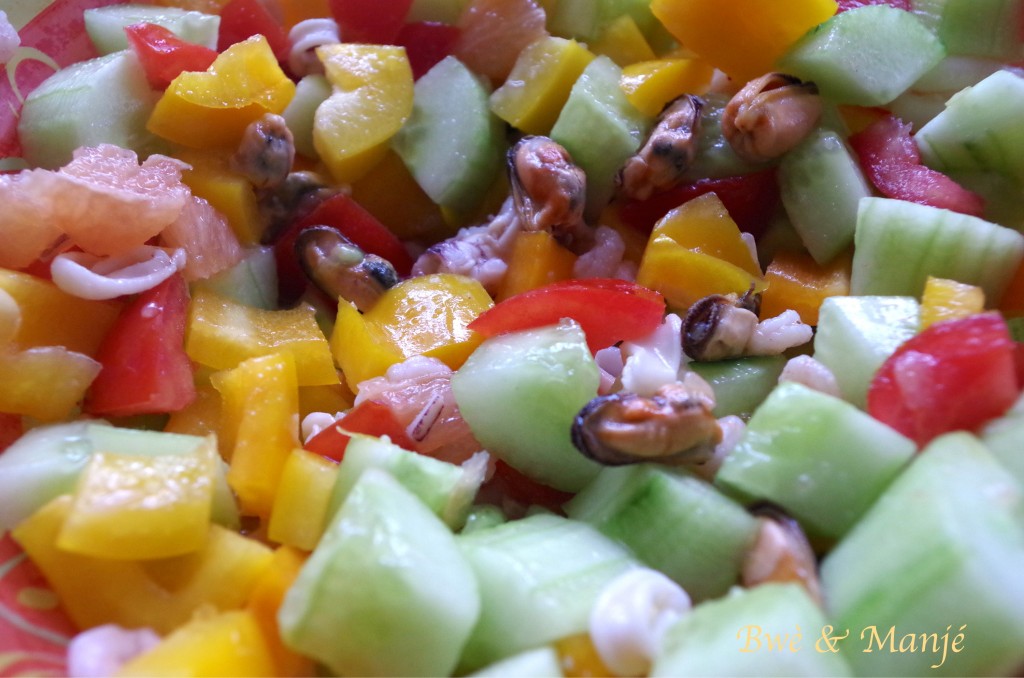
349,150 -> 450,242
248,546 -> 315,677
651,0 -> 838,83
164,384 -> 222,438
590,14 -> 657,68
57,440 -> 218,560
117,609 -> 277,677
177,149 -> 264,245
759,250 -> 851,326
620,57 -> 716,117
267,448 -> 339,551
186,288 -> 339,387
330,273 -> 493,390
920,276 -> 986,331
212,352 -> 301,519
148,35 -> 296,149
0,268 -> 122,356
12,496 -> 273,633
314,44 -> 414,184
490,36 -> 595,136
496,231 -> 577,301
636,192 -> 766,312
0,346 -> 100,421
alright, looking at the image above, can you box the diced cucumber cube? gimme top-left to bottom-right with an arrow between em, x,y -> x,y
550,56 -> 651,220
778,127 -> 873,265
392,56 -> 505,216
850,197 -> 1024,303
778,5 -> 945,106
282,75 -> 332,161
279,468 -> 480,677
981,390 -> 1024,489
812,295 -> 920,410
84,4 -> 220,54
468,646 -> 562,677
17,50 -> 161,170
911,0 -> 1024,61
690,356 -> 787,420
451,320 -> 603,493
456,513 -> 638,672
821,432 -> 1024,676
194,245 -> 278,310
566,464 -> 759,602
651,584 -> 852,677
915,69 -> 1024,184
716,382 -> 917,541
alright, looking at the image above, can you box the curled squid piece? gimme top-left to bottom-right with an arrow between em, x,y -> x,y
50,246 -> 186,301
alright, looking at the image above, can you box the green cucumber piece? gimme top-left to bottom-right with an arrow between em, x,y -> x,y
408,0 -> 468,24
715,382 -> 917,540
456,513 -> 638,672
451,320 -> 603,493
83,4 -> 220,54
778,127 -> 873,265
812,295 -> 920,409
326,433 -> 483,531
947,170 -> 1024,231
461,505 -> 507,535
547,0 -> 602,41
850,196 -> 1024,303
282,75 -> 332,161
911,0 -> 1024,61
0,422 -> 238,532
550,56 -> 652,220
469,646 -> 562,677
683,94 -> 772,182
778,5 -> 945,106
392,56 -> 504,216
566,464 -> 759,602
17,50 -> 161,170
651,583 -> 852,677
193,245 -> 278,310
821,432 -> 1024,676
915,69 -> 1024,184
689,356 -> 787,420
981,390 -> 1024,489
279,468 -> 480,677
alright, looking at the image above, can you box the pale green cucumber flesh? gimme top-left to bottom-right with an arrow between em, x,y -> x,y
715,382 -> 917,541
912,0 -> 1024,61
821,433 -> 1024,676
392,56 -> 505,216
850,196 -> 1024,303
283,75 -> 332,161
326,433 -> 482,531
778,5 -> 946,106
778,127 -> 872,265
192,245 -> 278,311
451,320 -> 603,493
550,55 -> 651,220
17,50 -> 162,170
456,513 -> 638,673
468,646 -> 563,677
566,464 -> 759,602
408,0 -> 468,24
812,295 -> 920,409
651,583 -> 853,677
689,356 -> 787,420
279,468 -> 480,677
981,390 -> 1024,489
83,4 -> 220,54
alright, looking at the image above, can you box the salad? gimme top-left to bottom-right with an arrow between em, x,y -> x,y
2,0 -> 1024,675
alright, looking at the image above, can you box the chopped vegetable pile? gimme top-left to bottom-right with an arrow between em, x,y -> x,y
2,0 -> 1024,676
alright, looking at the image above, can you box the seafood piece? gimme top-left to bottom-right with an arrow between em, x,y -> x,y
722,73 -> 822,163
618,94 -> 704,201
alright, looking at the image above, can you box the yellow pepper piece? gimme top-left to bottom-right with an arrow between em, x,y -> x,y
212,352 -> 301,519
349,150 -> 450,242
0,288 -> 18,346
590,14 -> 657,68
314,44 -> 414,184
148,35 -> 296,149
164,384 -> 222,438
248,546 -> 315,677
636,193 -> 765,312
490,36 -> 596,136
620,57 -> 716,117
177,149 -> 264,245
0,346 -> 100,421
496,231 -> 577,301
332,274 -> 492,390
299,383 -> 355,422
186,288 -> 339,387
267,448 -> 339,551
920,276 -> 985,330
117,610 -> 277,677
12,496 -> 272,633
57,441 -> 218,560
651,0 -> 838,83
0,268 -> 121,356
760,250 -> 851,326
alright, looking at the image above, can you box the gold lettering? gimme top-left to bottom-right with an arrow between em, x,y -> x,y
738,625 -> 762,653
860,625 -> 896,653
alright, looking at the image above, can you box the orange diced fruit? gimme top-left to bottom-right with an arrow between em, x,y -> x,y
760,250 -> 852,326
919,276 -> 985,330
